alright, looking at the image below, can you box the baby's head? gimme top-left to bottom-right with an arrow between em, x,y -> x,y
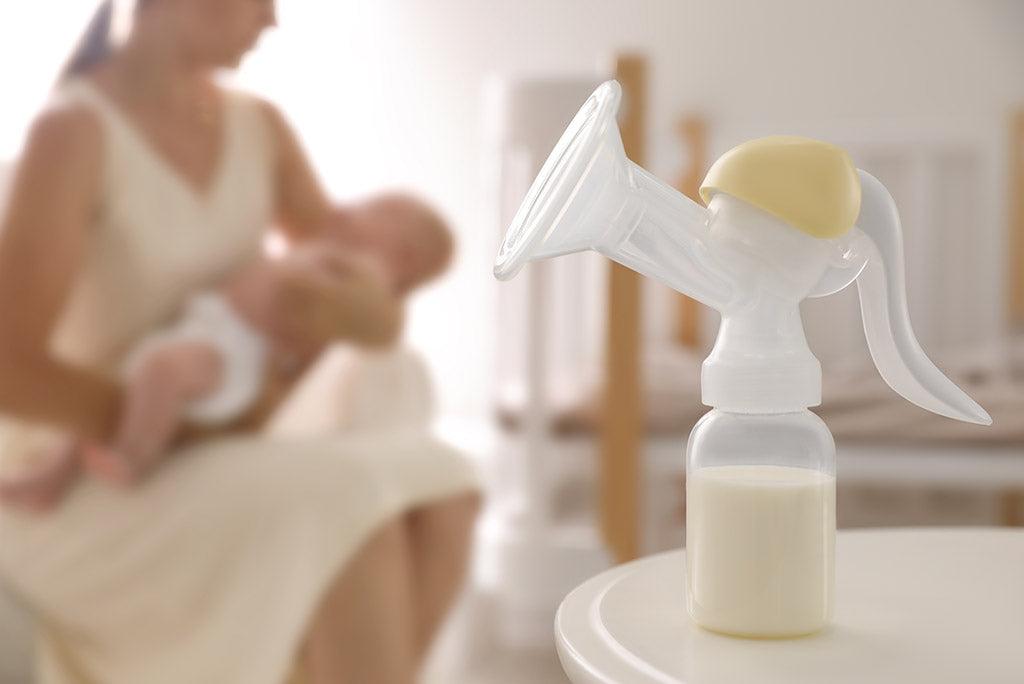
329,194 -> 454,295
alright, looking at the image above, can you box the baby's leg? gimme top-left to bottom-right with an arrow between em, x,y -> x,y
88,342 -> 224,485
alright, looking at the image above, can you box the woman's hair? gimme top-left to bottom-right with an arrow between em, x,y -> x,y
58,0 -> 144,84
58,0 -> 116,83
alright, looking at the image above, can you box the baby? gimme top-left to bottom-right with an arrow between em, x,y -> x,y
0,195 -> 453,507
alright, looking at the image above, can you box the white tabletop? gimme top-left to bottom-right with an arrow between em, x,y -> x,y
555,528 -> 1024,684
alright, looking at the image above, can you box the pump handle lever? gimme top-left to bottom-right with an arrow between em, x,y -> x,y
811,170 -> 990,425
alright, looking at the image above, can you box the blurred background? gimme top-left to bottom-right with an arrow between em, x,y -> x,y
1,1 -> 1022,682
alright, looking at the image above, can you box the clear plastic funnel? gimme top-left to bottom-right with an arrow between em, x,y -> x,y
494,80 -> 733,310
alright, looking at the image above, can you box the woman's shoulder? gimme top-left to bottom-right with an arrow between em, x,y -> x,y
218,86 -> 290,157
224,86 -> 301,146
21,87 -> 104,166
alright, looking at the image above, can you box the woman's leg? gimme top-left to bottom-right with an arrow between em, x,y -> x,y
404,492 -> 482,661
302,517 -> 418,684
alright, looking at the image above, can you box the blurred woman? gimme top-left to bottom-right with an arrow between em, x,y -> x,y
0,1 -> 479,682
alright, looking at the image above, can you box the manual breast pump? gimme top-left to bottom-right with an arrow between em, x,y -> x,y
493,80 -> 990,637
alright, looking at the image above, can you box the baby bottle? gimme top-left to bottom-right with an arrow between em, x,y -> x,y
686,411 -> 836,635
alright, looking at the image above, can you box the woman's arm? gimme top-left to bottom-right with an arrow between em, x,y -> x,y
257,100 -> 333,242
0,104 -> 123,441
255,101 -> 403,348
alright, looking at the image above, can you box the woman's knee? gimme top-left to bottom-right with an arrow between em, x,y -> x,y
344,516 -> 410,577
406,492 -> 482,545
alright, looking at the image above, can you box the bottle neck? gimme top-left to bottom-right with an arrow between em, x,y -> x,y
701,296 -> 822,412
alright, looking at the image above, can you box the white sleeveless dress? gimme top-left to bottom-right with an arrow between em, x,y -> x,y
0,79 -> 479,684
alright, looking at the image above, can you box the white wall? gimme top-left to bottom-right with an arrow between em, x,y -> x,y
0,4 -> 99,159
3,0 -> 1022,420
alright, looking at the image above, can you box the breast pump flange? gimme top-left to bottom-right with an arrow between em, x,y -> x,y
494,80 -> 990,638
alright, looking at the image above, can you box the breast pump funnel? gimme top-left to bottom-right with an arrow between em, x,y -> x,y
494,80 -> 734,311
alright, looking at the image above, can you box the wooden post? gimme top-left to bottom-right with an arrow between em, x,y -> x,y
1010,109 -> 1024,327
600,55 -> 646,563
673,115 -> 708,350
999,490 -> 1023,527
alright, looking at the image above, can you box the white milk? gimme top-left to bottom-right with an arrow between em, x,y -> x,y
686,464 -> 835,636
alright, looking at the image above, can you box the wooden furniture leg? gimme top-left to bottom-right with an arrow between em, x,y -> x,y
1010,109 -> 1024,327
600,55 -> 646,563
672,115 -> 708,351
999,490 -> 1023,527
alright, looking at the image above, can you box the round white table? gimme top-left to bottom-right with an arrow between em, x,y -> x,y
555,528 -> 1024,684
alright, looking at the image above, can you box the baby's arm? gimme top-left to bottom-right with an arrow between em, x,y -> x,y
191,247 -> 402,431
270,243 -> 403,354
220,244 -> 400,365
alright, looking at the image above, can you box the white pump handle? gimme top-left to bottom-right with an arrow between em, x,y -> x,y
813,170 -> 991,425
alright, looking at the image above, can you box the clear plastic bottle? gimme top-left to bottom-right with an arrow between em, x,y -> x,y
685,409 -> 836,637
